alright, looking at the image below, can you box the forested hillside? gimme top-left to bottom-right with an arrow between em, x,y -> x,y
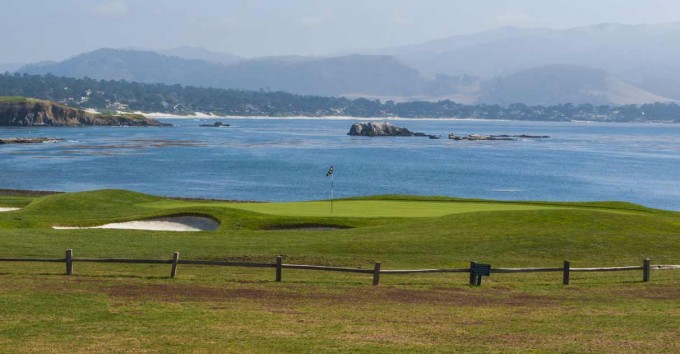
0,73 -> 678,122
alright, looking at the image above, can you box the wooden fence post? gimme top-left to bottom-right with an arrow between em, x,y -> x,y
276,256 -> 282,282
65,249 -> 73,275
372,262 -> 381,286
170,252 -> 180,278
643,258 -> 651,282
469,261 -> 477,285
562,260 -> 570,285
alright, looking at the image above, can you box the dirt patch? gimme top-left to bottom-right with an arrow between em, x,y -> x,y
373,287 -> 557,307
101,282 -> 557,307
105,283 -> 273,302
612,284 -> 680,300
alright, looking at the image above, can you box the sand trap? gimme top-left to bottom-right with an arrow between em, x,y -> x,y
0,207 -> 20,212
53,216 -> 220,232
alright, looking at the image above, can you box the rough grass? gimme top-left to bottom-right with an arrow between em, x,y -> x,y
0,189 -> 678,352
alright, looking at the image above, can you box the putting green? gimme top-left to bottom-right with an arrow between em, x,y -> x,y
142,199 -> 568,218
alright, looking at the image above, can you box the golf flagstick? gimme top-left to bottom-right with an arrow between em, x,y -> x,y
326,166 -> 334,215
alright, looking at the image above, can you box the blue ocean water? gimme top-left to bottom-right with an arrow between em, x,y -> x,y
1,118 -> 678,210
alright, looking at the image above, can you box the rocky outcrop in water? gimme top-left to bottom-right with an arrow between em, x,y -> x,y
448,133 -> 550,141
199,121 -> 230,127
0,97 -> 171,127
0,137 -> 63,145
348,122 -> 414,136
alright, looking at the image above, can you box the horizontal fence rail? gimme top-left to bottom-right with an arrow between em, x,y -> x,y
74,258 -> 173,264
281,264 -> 374,274
570,266 -> 643,272
178,260 -> 275,268
380,268 -> 469,274
652,265 -> 680,270
0,250 -> 677,286
0,257 -> 64,262
491,267 -> 563,273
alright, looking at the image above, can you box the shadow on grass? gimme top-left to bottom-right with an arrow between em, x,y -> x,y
0,272 -> 171,280
67,274 -> 170,280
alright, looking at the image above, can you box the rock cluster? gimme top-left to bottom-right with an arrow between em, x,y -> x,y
346,122 -> 551,141
448,133 -> 550,141
348,122 -> 414,136
0,137 -> 63,145
199,122 -> 230,127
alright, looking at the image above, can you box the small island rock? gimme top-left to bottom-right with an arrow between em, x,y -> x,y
0,137 -> 63,145
348,122 -> 414,137
199,121 -> 230,127
448,133 -> 551,141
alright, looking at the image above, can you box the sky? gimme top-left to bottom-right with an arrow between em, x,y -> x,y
3,0 -> 680,64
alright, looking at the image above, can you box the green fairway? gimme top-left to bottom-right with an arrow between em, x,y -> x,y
0,189 -> 678,353
0,189 -> 677,267
151,200 -> 564,217
141,196 -> 655,218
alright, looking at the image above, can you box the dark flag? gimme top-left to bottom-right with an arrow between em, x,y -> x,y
326,166 -> 334,177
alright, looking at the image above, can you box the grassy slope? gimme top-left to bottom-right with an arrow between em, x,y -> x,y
0,96 -> 145,120
0,189 -> 677,266
0,190 -> 678,353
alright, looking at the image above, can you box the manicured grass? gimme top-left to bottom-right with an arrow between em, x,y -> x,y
149,200 -> 564,217
0,195 -> 33,208
0,189 -> 678,352
1,189 -> 677,266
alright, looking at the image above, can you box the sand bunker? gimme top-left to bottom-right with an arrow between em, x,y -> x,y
53,216 -> 220,232
0,207 -> 20,212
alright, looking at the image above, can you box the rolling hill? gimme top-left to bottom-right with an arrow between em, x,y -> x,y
479,64 -> 675,106
17,22 -> 680,105
17,49 -> 456,98
379,22 -> 680,100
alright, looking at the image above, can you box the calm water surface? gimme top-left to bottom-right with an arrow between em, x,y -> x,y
1,118 -> 678,210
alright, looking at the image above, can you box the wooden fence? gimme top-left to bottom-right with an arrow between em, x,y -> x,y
1,249 -> 678,286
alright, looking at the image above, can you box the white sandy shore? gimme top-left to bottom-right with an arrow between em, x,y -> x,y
87,108 -> 506,121
53,216 -> 220,232
0,207 -> 20,212
137,112 -> 503,122
138,111 -> 229,119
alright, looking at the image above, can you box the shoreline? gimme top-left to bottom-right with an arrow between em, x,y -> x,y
142,115 -> 677,124
2,188 -> 678,212
136,113 -> 678,124
0,188 -> 260,203
61,109 -> 679,124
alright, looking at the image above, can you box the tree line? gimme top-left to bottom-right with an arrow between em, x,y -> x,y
0,73 -> 677,122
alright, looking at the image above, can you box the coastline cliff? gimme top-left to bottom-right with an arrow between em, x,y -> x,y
0,97 -> 170,127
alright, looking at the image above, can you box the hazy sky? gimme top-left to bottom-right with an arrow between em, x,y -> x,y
3,0 -> 680,63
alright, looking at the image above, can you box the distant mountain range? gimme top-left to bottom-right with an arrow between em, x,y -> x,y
15,22 -> 680,105
478,64 -> 674,106
155,46 -> 242,66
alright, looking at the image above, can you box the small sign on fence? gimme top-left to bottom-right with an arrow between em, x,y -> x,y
469,262 -> 491,286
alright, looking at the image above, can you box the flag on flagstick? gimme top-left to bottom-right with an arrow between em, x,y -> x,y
326,166 -> 334,214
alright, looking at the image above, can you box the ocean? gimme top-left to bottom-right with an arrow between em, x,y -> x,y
1,118 -> 678,210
